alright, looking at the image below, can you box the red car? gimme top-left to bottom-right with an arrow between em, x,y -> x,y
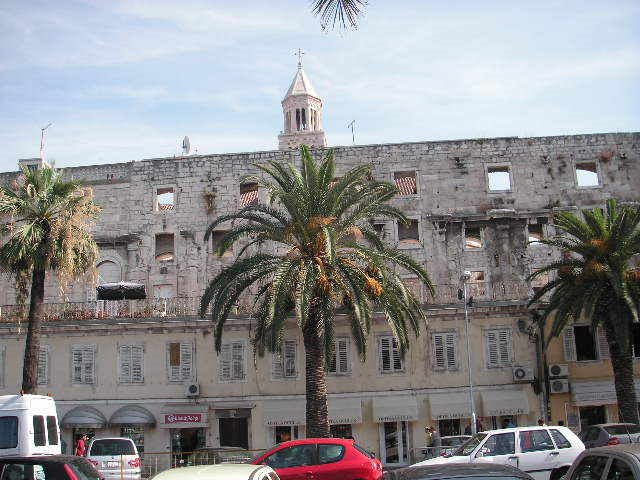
253,438 -> 383,480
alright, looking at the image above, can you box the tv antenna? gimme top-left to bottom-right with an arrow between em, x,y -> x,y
40,123 -> 52,162
182,136 -> 191,155
347,120 -> 356,144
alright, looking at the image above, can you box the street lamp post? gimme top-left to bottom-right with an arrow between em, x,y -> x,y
461,271 -> 478,435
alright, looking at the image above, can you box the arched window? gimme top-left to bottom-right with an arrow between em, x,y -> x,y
96,260 -> 121,284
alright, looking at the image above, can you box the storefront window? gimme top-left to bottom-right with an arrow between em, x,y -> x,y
379,421 -> 409,465
274,425 -> 299,444
171,428 -> 205,467
580,406 -> 606,431
330,424 -> 353,439
438,419 -> 461,437
120,426 -> 144,454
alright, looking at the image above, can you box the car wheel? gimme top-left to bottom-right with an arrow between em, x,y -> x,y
550,466 -> 569,480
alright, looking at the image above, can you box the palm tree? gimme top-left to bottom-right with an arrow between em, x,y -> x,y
311,0 -> 367,31
0,166 -> 100,394
528,199 -> 640,424
201,146 -> 433,437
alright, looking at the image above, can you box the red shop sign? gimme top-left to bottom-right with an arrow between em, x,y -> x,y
164,413 -> 203,424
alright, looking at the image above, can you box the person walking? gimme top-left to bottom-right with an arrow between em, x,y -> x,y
75,434 -> 88,456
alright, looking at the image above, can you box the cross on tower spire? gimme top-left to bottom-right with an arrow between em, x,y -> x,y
295,48 -> 305,68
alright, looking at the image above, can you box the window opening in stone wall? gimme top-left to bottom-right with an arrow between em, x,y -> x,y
398,220 -> 420,246
487,165 -> 512,191
394,171 -> 417,195
155,233 -> 174,262
240,182 -> 259,207
285,111 -> 291,132
155,187 -> 174,211
301,108 -> 307,130
576,162 -> 599,187
211,230 -> 233,258
530,269 -> 549,294
372,222 -> 386,239
296,109 -> 301,131
464,227 -> 483,250
528,224 -> 544,245
573,325 -> 598,361
467,271 -> 486,297
330,424 -> 353,439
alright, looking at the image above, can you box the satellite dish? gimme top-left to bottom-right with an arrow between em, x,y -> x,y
182,136 -> 191,155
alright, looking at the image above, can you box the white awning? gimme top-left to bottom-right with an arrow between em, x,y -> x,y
572,380 -> 640,406
373,396 -> 418,423
429,392 -> 472,420
481,390 -> 530,417
109,405 -> 156,426
328,397 -> 363,425
264,399 -> 305,426
160,403 -> 208,429
61,406 -> 107,429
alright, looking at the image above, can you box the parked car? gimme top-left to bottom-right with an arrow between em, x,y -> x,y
385,462 -> 535,480
252,438 -> 383,480
411,426 -> 584,480
186,446 -> 254,465
578,424 -> 640,448
441,435 -> 473,456
0,455 -> 103,480
86,437 -> 141,480
151,463 -> 279,480
565,444 -> 640,480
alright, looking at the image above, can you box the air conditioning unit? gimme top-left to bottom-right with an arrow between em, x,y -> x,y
184,383 -> 200,397
548,363 -> 569,378
550,379 -> 570,394
512,366 -> 534,383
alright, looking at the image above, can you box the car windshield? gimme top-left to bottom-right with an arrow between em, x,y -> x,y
451,433 -> 486,456
354,444 -> 376,459
89,439 -> 135,456
604,425 -> 640,435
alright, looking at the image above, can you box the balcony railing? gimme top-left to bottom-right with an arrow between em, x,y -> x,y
0,282 -> 534,324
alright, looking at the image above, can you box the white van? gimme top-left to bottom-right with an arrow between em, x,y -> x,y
0,394 -> 61,457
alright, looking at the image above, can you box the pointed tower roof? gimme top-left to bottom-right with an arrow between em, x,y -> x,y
284,66 -> 319,99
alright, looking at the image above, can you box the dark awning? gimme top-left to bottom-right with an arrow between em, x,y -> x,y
109,405 -> 156,427
61,406 -> 107,429
96,282 -> 146,300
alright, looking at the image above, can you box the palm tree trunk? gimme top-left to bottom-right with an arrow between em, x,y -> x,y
303,304 -> 330,438
22,266 -> 45,394
604,317 -> 639,424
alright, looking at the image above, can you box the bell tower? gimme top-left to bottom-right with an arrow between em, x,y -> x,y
278,50 -> 327,150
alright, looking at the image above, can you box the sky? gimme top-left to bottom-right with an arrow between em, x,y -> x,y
0,0 -> 639,172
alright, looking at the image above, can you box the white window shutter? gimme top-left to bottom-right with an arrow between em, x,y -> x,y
380,337 -> 391,372
391,338 -> 403,371
432,334 -> 445,370
284,341 -> 296,377
597,327 -> 610,360
180,343 -> 193,380
445,333 -> 457,370
72,347 -> 83,383
563,327 -> 577,362
131,345 -> 144,383
37,346 -> 49,385
337,338 -> 350,373
232,342 -> 245,380
498,329 -> 512,366
219,344 -> 231,381
272,350 -> 284,379
486,331 -> 498,368
83,345 -> 95,384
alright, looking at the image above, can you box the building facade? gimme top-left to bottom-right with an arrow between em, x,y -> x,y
0,65 -> 638,468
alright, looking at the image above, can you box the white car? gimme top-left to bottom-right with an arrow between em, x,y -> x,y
86,437 -> 141,480
151,463 -> 280,480
411,426 -> 584,480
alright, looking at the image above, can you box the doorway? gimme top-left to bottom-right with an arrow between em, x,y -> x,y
170,428 -> 205,467
219,418 -> 248,449
379,421 -> 410,466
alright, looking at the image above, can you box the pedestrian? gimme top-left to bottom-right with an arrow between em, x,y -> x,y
424,426 -> 435,458
537,418 -> 547,426
75,434 -> 88,456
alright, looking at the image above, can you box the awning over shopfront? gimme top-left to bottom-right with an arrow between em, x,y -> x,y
61,406 -> 107,429
429,392 -> 472,420
572,380 -> 640,406
480,389 -> 530,417
263,399 -> 305,426
328,397 -> 363,425
373,396 -> 418,423
109,405 -> 156,427
160,403 -> 208,429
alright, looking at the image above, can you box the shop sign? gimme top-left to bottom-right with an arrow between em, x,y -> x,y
164,413 -> 202,424
266,419 -> 299,426
376,414 -> 415,422
329,416 -> 361,425
486,407 -> 526,416
433,412 -> 469,420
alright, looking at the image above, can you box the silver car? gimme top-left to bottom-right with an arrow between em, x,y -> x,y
579,424 -> 640,448
565,444 -> 640,480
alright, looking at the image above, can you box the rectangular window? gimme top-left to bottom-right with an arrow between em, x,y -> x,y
527,224 -> 544,245
432,332 -> 457,371
379,336 -> 403,373
519,429 -> 554,452
464,227 -> 483,250
329,424 -> 353,439
372,222 -> 386,239
71,345 -> 96,385
121,426 -> 144,454
219,341 -> 245,382
167,342 -> 194,382
483,432 -> 515,456
487,165 -> 512,191
579,405 -> 607,430
327,338 -> 351,375
574,325 -> 598,361
155,233 -> 175,262
0,417 -> 18,449
155,187 -> 174,211
46,416 -> 59,446
575,162 -> 600,188
37,346 -> 49,386
398,219 -> 420,246
485,328 -> 512,368
33,415 -> 46,446
467,271 -> 487,297
394,171 -> 418,196
272,340 -> 297,379
240,182 -> 259,207
274,425 -> 299,444
118,344 -> 144,383
211,230 -> 233,258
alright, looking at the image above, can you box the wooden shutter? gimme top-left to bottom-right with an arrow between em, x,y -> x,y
180,343 -> 193,380
232,342 -> 245,380
380,337 -> 391,372
486,330 -> 498,368
168,343 -> 180,381
432,334 -> 445,370
219,343 -> 231,381
498,329 -> 512,366
131,345 -> 144,383
597,327 -> 610,360
37,346 -> 49,385
272,349 -> 284,379
118,345 -> 131,383
391,338 -> 402,371
72,347 -> 84,383
284,341 -> 296,377
445,333 -> 457,369
82,345 -> 95,384
563,327 -> 577,362
337,338 -> 350,373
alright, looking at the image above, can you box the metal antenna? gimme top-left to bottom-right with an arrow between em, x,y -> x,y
347,120 -> 356,144
40,123 -> 52,162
